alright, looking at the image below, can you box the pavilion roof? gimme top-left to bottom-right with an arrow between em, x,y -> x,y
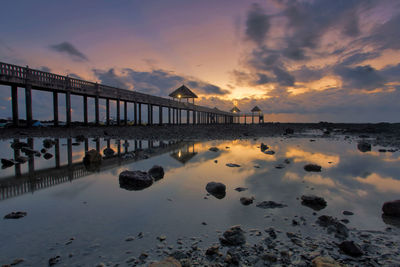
251,106 -> 261,112
169,85 -> 198,99
230,106 -> 241,113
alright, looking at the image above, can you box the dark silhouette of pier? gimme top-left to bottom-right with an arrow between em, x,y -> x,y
0,138 -> 194,201
0,61 -> 236,127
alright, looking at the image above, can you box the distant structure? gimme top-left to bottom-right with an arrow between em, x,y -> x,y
251,106 -> 264,124
170,142 -> 197,164
169,84 -> 198,104
230,106 -> 240,123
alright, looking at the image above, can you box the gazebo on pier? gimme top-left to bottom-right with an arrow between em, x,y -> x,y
230,106 -> 241,123
169,84 -> 198,104
251,106 -> 264,124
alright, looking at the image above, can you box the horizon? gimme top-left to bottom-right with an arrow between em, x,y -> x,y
1,0 -> 400,123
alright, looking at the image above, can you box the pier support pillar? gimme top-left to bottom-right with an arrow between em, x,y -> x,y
25,84 -> 32,127
159,106 -> 163,125
133,102 -> 137,125
53,92 -> 58,126
193,110 -> 196,124
168,107 -> 171,125
117,99 -> 120,126
83,95 -> 88,125
11,85 -> 19,126
138,103 -> 142,125
106,98 -> 110,125
124,101 -> 127,125
66,91 -> 71,126
186,110 -> 189,124
147,104 -> 152,125
95,96 -> 99,125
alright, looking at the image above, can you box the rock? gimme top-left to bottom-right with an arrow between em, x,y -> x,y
304,164 -> 322,172
103,147 -> 115,157
343,211 -> 354,216
40,148 -> 47,153
284,159 -> 290,164
139,253 -> 148,261
209,147 -> 219,152
15,156 -> 28,164
240,197 -> 254,206
381,214 -> 400,228
226,163 -> 240,167
261,253 -> 277,262
48,256 -> 61,266
149,257 -> 182,267
10,258 -> 24,265
21,147 -> 40,157
125,236 -> 135,242
4,211 -> 27,219
265,228 -> 277,239
157,235 -> 167,242
83,150 -> 102,171
43,139 -> 54,148
148,165 -> 164,180
205,182 -> 226,199
317,215 -> 349,238
264,150 -> 275,155
285,128 -> 294,134
340,219 -> 350,224
382,200 -> 400,217
11,141 -> 28,150
43,153 -> 53,160
275,164 -> 284,169
234,187 -> 247,192
301,195 -> 327,211
205,244 -> 219,256
357,141 -> 371,152
1,158 -> 15,168
260,143 -> 268,151
256,201 -> 287,209
75,135 -> 85,142
119,170 -> 153,191
219,225 -> 246,246
312,256 -> 345,267
338,241 -> 363,257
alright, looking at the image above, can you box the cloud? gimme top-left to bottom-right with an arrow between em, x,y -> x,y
93,67 -> 230,97
245,3 -> 270,45
334,65 -> 385,91
49,42 -> 88,61
39,66 -> 51,72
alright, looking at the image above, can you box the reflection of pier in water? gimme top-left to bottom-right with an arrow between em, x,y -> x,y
0,138 -> 195,201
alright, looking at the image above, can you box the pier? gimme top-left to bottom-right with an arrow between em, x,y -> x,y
0,62 -> 235,127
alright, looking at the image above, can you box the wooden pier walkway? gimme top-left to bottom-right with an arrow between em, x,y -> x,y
0,61 -> 235,127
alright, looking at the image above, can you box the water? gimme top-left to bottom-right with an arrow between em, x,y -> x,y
0,135 -> 400,266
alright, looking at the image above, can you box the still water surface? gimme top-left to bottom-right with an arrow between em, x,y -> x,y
0,135 -> 399,266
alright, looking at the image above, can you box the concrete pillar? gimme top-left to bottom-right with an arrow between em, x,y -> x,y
192,110 -> 196,124
55,139 -> 60,168
252,113 -> 254,124
168,107 -> 171,125
138,103 -> 142,125
66,91 -> 71,126
25,84 -> 32,127
95,95 -> 99,125
67,138 -> 72,166
186,109 -> 189,124
134,102 -> 137,125
11,85 -> 19,126
53,92 -> 58,126
117,99 -> 120,126
172,108 -> 175,124
244,114 -> 247,125
83,95 -> 88,125
147,104 -> 152,125
124,101 -> 128,125
159,106 -> 163,125
106,98 -> 110,125
179,109 -> 182,125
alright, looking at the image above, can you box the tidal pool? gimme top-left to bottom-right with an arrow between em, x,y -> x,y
0,135 -> 400,266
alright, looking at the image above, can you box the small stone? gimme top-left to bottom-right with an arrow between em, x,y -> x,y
234,187 -> 247,192
226,163 -> 240,167
343,211 -> 354,216
338,241 -> 363,257
304,164 -> 322,172
205,244 -> 219,256
43,153 -> 53,160
10,258 -> 24,265
209,147 -> 219,152
125,236 -> 135,242
4,211 -> 27,219
158,235 -> 167,241
206,182 -> 226,199
48,256 -> 61,266
312,256 -> 344,267
148,165 -> 164,180
264,150 -> 275,155
240,197 -> 254,206
219,225 -> 246,246
256,201 -> 287,209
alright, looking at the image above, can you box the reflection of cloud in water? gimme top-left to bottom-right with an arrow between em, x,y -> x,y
286,147 -> 339,168
356,173 -> 400,193
304,174 -> 335,187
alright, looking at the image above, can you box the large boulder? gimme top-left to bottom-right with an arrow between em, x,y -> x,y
219,225 -> 246,246
301,195 -> 327,211
382,200 -> 400,217
83,150 -> 102,171
148,165 -> 164,180
304,164 -> 322,172
119,170 -> 153,191
206,182 -> 226,199
357,141 -> 371,152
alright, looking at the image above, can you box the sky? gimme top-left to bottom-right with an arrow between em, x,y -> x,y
1,0 -> 400,122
